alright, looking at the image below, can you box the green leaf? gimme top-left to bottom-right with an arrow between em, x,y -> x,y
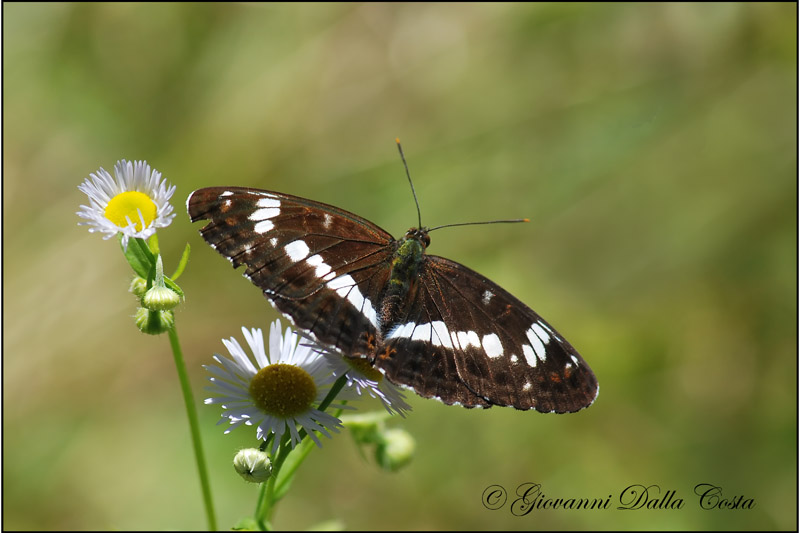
171,243 -> 191,281
148,233 -> 160,255
123,237 -> 156,279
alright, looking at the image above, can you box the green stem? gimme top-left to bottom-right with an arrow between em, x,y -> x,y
254,375 -> 349,528
258,435 -> 289,528
273,407 -> 344,497
254,482 -> 269,531
168,326 -> 217,531
319,374 -> 348,412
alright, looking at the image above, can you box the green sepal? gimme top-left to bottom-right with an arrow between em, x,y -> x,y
171,243 -> 191,281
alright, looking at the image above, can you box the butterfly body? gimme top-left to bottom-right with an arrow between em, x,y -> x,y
380,229 -> 426,327
188,186 -> 598,413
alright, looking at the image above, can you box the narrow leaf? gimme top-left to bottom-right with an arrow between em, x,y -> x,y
148,233 -> 160,255
171,243 -> 191,281
164,276 -> 184,299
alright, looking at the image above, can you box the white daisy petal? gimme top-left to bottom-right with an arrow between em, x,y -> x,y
212,355 -> 254,386
221,337 -> 259,375
268,321 -> 282,364
242,327 -> 268,368
206,379 -> 251,398
204,362 -> 249,384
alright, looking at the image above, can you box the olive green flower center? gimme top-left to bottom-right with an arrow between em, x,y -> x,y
249,364 -> 317,417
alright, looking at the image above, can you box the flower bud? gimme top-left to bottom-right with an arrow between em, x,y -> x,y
129,276 -> 148,298
142,285 -> 181,311
341,411 -> 390,445
140,254 -> 181,310
375,428 -> 415,472
134,307 -> 174,335
233,448 -> 272,483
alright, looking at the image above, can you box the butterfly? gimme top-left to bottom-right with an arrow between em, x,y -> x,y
187,149 -> 598,413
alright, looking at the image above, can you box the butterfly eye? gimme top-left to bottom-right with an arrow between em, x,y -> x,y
404,228 -> 430,248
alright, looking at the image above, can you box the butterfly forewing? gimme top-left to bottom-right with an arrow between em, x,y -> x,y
188,187 -> 394,355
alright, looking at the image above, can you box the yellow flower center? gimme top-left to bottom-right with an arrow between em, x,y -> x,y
347,357 -> 383,382
104,191 -> 157,232
249,364 -> 317,418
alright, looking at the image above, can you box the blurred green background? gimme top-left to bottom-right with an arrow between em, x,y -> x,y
3,2 -> 796,530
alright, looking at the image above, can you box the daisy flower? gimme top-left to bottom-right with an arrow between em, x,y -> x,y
307,337 -> 412,417
77,159 -> 176,250
204,320 -> 347,453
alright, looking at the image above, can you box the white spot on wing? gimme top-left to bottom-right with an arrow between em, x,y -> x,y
326,274 -> 378,328
361,299 -> 379,329
256,197 -> 280,208
220,191 -> 234,197
410,322 -> 431,342
430,322 -> 452,347
254,220 -> 274,234
306,254 -> 332,278
323,213 -> 333,229
531,323 -> 550,345
510,354 -> 518,363
326,273 -> 354,292
250,207 -> 280,221
269,237 -> 278,247
388,322 -> 415,340
456,331 -> 481,350
389,321 -> 454,348
539,321 -> 564,342
523,381 -> 532,391
390,321 -> 503,355
522,344 -> 537,367
526,326 -> 547,363
570,355 -> 579,366
482,333 -> 503,358
482,290 -> 494,305
285,240 -> 310,262
406,321 -> 453,348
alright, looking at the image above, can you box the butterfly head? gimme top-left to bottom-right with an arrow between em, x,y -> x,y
404,227 -> 430,249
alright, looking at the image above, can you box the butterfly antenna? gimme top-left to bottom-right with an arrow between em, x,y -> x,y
428,218 -> 530,233
396,138 -> 423,229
